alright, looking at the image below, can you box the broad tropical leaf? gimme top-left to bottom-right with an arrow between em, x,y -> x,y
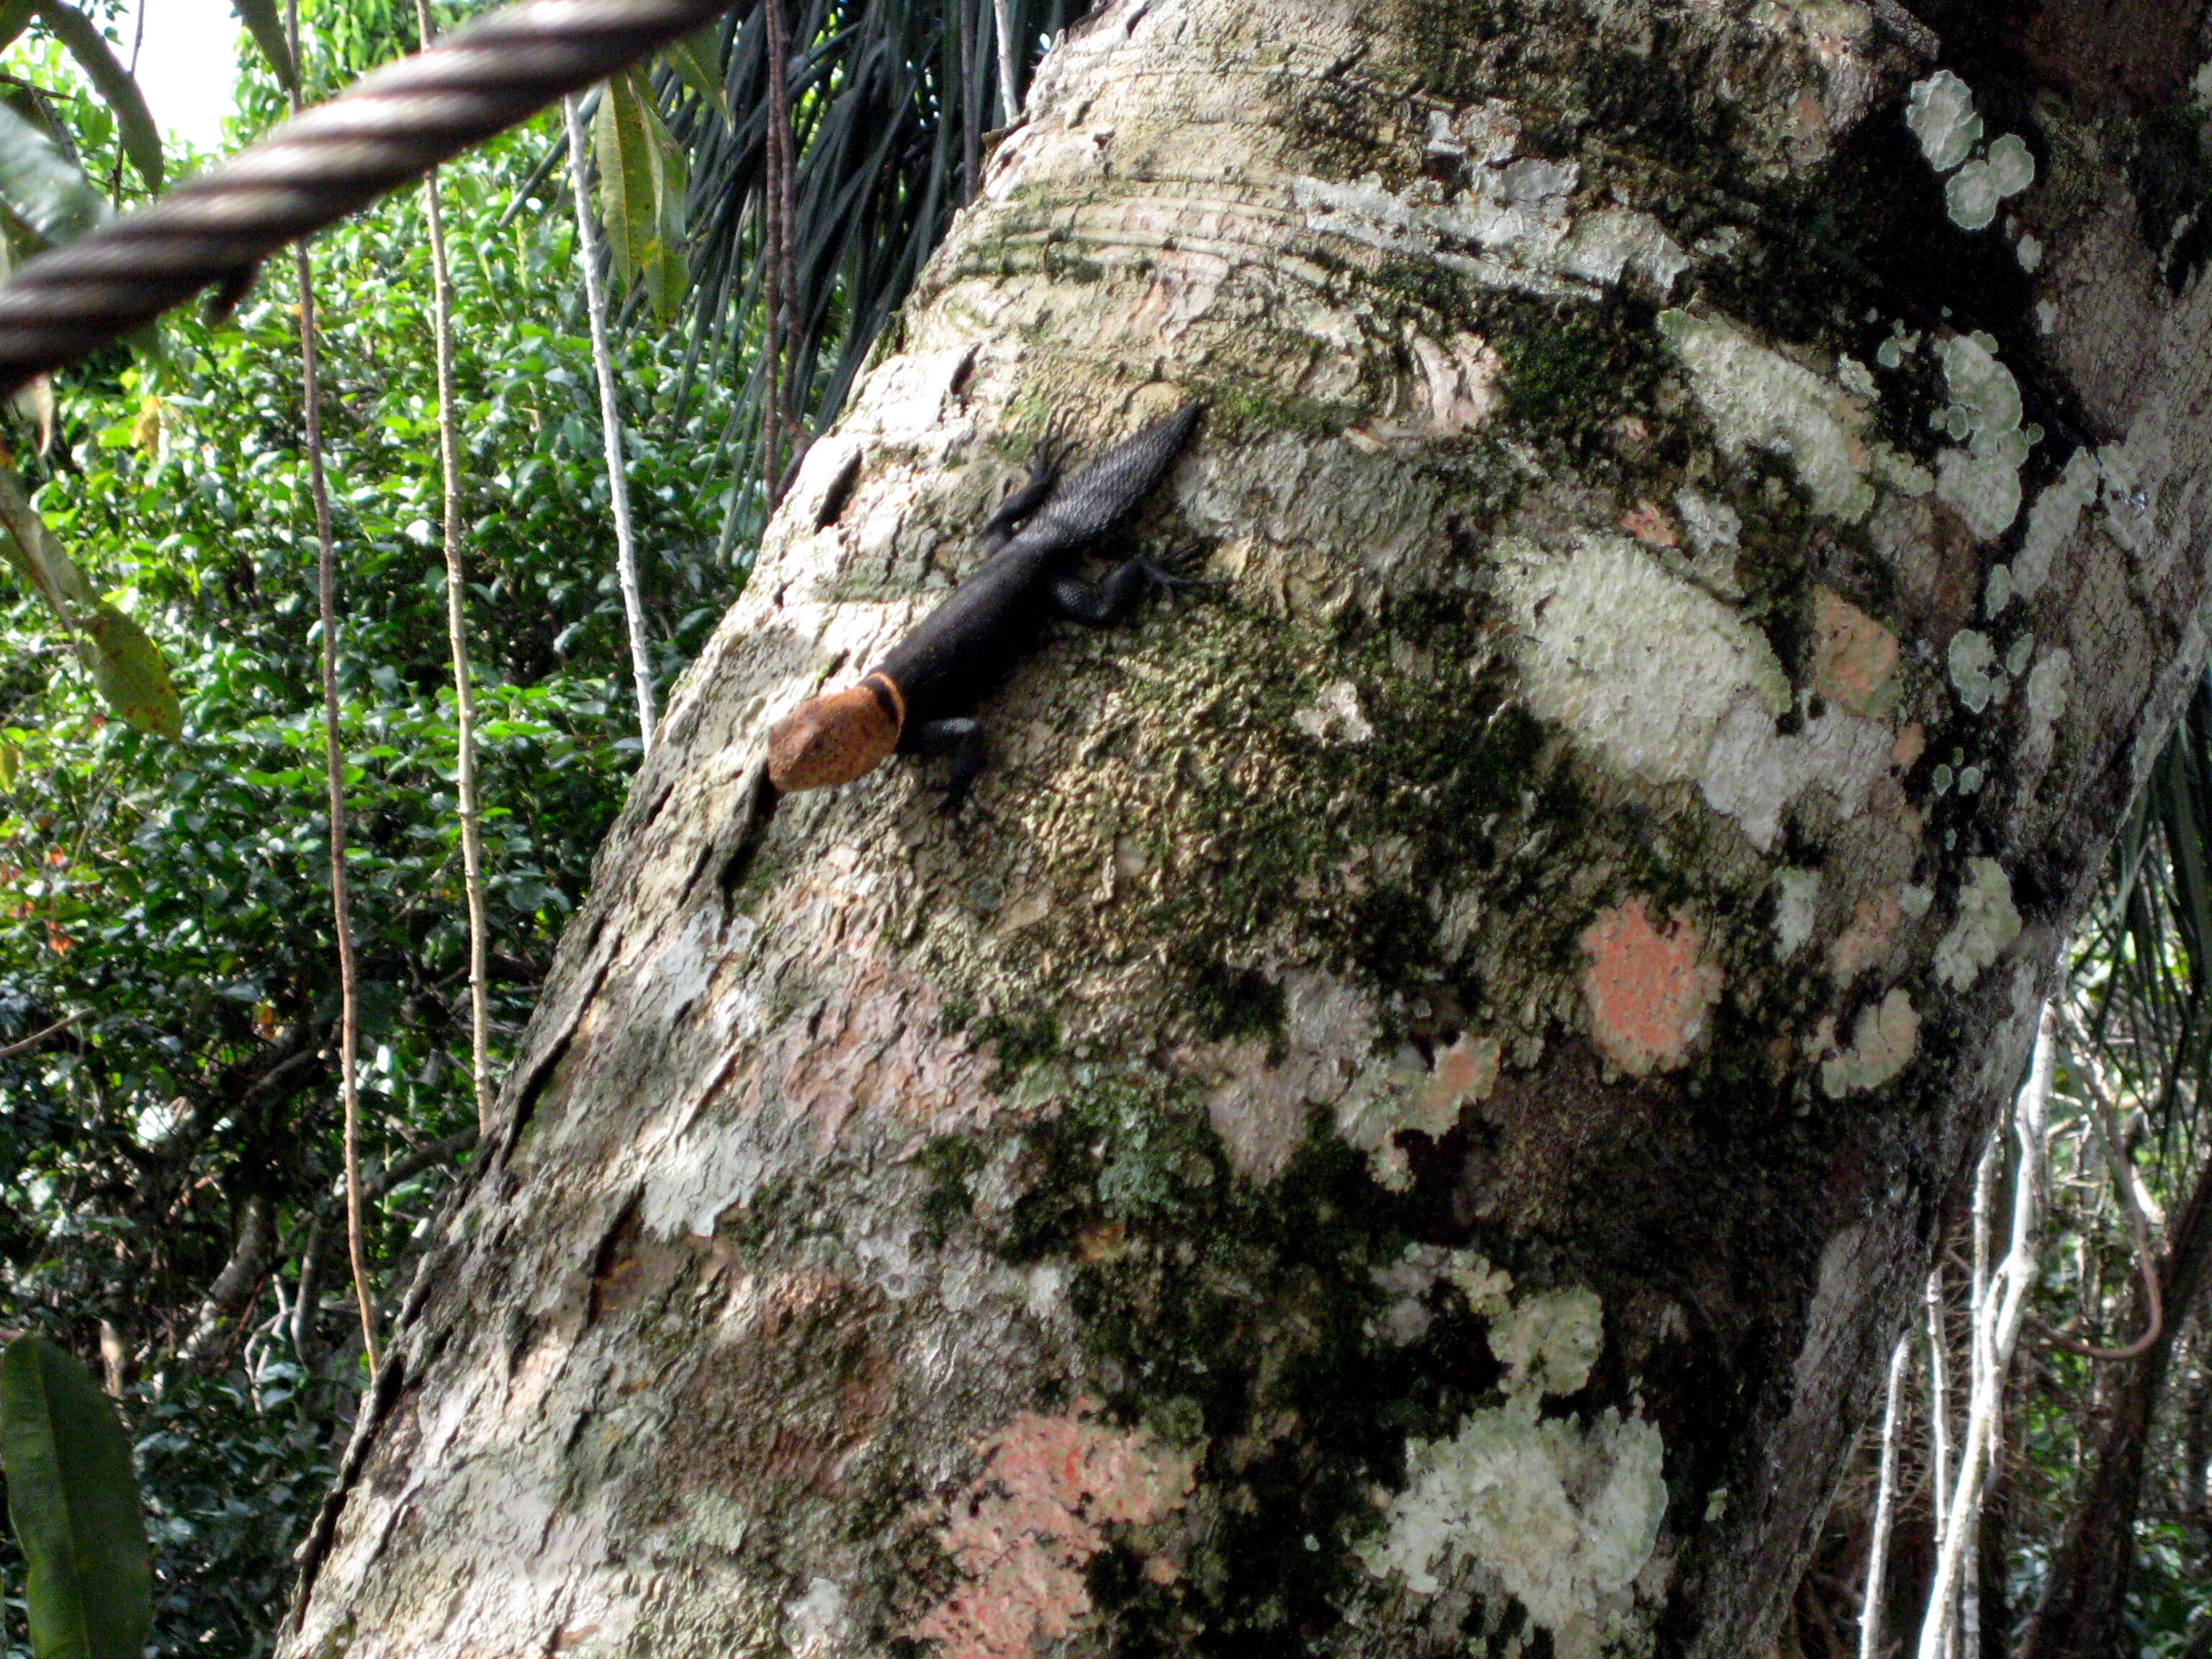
0,98 -> 109,245
230,0 -> 297,96
84,602 -> 181,740
0,463 -> 96,621
0,468 -> 179,739
593,66 -> 688,323
30,2 -> 161,189
662,23 -> 731,130
0,0 -> 33,53
0,1337 -> 153,1659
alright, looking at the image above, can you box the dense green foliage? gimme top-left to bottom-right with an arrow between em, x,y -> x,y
0,38 -> 744,1650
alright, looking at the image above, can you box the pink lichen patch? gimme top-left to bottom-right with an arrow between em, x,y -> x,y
1423,1032 -> 1502,1120
1620,500 -> 1679,549
909,1404 -> 1197,1659
1812,588 -> 1900,717
1829,889 -> 1904,984
1578,900 -> 1723,1077
1892,721 -> 1926,770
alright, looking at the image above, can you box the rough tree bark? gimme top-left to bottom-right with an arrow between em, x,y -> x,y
282,0 -> 2212,1654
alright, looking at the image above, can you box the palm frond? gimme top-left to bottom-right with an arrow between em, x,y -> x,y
648,0 -> 1079,554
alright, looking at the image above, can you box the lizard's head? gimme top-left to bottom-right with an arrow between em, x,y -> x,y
767,678 -> 903,793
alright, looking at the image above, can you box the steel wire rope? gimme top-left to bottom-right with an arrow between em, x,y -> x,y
0,0 -> 736,395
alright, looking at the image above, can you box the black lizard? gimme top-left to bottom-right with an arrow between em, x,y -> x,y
767,400 -> 1201,810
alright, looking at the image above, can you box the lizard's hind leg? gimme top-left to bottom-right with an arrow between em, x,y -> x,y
909,717 -> 987,814
1050,560 -> 1187,626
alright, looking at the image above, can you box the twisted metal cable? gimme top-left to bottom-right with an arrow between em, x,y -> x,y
0,0 -> 735,394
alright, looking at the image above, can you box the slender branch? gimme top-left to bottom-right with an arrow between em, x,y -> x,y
1858,1331 -> 1911,1659
760,0 -> 796,505
562,94 -> 658,750
415,0 -> 494,1142
1925,1264 -> 1952,1552
0,1009 -> 81,1057
289,0 -> 377,1377
179,1193 -> 276,1367
2025,1011 -> 2165,1361
1916,1002 -> 2054,1659
993,0 -> 1020,125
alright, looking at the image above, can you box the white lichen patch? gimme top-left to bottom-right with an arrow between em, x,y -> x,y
2012,449 -> 2100,602
1948,629 -> 2007,713
1658,310 -> 1922,522
1987,133 -> 2035,196
1934,334 -> 2030,539
1334,1032 -> 1498,1192
1934,858 -> 2021,991
1338,1033 -> 1503,1192
1774,868 -> 1822,957
1374,1244 -> 1515,1345
1699,693 -> 1897,851
1943,135 -> 2031,232
1498,534 -> 1895,849
2023,647 -> 2071,769
1498,533 -> 1788,783
1945,159 -> 2003,230
1292,679 -> 1375,745
1673,487 -> 1746,596
1290,157 -> 1687,302
1362,1409 -> 1664,1659
1360,1280 -> 1665,1659
1819,986 -> 1919,1095
1491,1289 -> 1605,1397
1906,72 -> 1981,171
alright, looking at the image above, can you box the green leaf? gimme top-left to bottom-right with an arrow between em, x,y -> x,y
662,24 -> 732,131
0,1337 -> 153,1659
592,66 -> 688,323
0,469 -> 179,739
0,465 -> 99,625
84,603 -> 181,742
0,100 -> 109,246
31,2 -> 162,189
228,0 -> 295,97
0,0 -> 35,53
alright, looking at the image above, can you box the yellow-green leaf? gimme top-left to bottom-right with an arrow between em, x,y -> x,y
662,24 -> 732,130
84,603 -> 180,741
32,2 -> 161,189
592,66 -> 688,323
0,465 -> 96,625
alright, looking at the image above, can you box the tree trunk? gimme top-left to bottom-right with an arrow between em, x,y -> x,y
282,1 -> 2212,1654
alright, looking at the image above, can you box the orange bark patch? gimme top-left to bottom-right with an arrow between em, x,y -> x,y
909,1405 -> 1197,1659
1619,499 -> 1678,549
1812,588 -> 1900,717
1578,899 -> 1722,1077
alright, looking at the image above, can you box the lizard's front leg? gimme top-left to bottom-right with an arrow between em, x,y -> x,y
977,421 -> 1071,549
909,717 -> 986,814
